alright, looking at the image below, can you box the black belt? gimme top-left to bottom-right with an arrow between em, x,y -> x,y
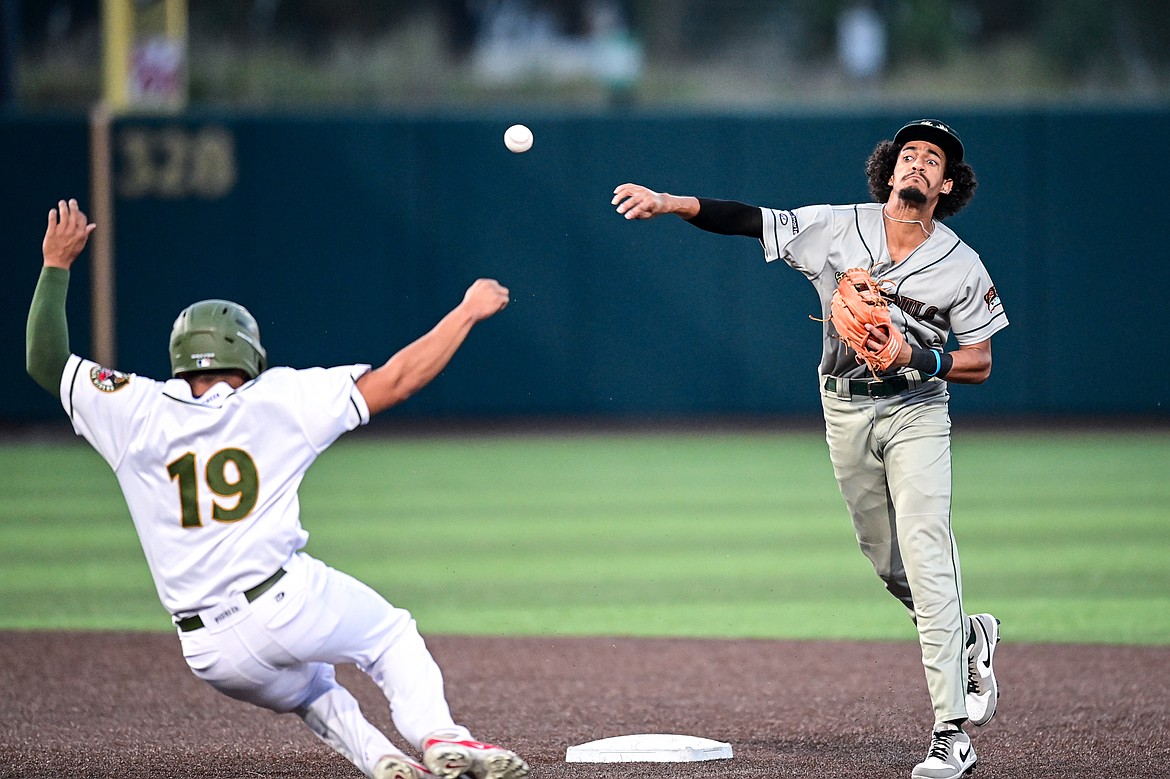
176,568 -> 286,632
823,371 -> 923,398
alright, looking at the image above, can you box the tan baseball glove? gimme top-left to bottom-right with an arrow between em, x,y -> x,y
829,268 -> 906,376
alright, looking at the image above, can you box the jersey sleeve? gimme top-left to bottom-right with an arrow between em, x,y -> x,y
60,355 -> 160,470
759,204 -> 834,279
949,261 -> 1009,345
285,364 -> 372,452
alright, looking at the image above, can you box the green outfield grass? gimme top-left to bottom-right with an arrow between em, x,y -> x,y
1,428 -> 1167,644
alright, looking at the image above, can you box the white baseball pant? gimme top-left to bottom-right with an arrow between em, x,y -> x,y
177,552 -> 471,777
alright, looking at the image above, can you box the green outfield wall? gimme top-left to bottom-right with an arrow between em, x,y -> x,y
5,108 -> 1167,424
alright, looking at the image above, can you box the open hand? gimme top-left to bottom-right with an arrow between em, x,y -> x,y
43,199 -> 96,269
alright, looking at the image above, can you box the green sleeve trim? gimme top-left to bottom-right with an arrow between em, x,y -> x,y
26,267 -> 72,397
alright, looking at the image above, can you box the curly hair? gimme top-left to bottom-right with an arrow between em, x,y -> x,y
865,140 -> 977,221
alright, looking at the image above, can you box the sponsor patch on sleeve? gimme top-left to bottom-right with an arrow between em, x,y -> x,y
775,209 -> 799,236
90,365 -> 130,393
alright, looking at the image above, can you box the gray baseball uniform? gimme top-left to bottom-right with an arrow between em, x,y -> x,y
612,117 -> 1005,777
761,202 -> 1007,724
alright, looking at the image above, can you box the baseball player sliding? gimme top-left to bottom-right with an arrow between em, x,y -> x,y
612,120 -> 1006,779
26,199 -> 529,779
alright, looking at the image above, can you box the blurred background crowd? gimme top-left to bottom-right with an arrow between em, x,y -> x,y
3,0 -> 1169,111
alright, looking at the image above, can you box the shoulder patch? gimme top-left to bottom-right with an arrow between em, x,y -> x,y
90,366 -> 130,393
984,285 -> 1002,312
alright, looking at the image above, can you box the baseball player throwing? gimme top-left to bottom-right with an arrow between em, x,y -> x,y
612,120 -> 1005,779
26,199 -> 529,779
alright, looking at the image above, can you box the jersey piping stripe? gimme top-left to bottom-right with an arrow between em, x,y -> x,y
852,205 -> 877,268
946,508 -> 968,702
66,357 -> 82,423
953,310 -> 1007,339
886,240 -> 963,327
163,393 -> 222,407
346,376 -> 365,422
161,374 -> 262,406
891,239 -> 962,290
765,210 -> 785,258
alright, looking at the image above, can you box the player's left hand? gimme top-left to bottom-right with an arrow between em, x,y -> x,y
829,268 -> 906,376
864,324 -> 911,368
43,198 -> 96,270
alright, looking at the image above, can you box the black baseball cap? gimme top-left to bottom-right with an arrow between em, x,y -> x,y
893,119 -> 964,164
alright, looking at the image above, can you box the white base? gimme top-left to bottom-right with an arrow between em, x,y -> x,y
564,733 -> 734,763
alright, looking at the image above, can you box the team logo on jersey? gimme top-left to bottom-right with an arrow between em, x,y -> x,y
90,366 -> 130,393
888,292 -> 940,322
984,285 -> 1001,312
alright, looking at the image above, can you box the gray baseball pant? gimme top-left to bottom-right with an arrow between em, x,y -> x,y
820,380 -> 968,726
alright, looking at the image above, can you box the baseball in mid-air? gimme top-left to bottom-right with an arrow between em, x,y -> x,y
504,124 -> 533,153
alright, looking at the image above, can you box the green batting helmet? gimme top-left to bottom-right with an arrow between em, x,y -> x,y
169,299 -> 268,379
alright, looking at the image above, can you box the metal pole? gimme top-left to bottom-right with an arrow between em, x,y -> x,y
102,0 -> 132,111
89,102 -> 116,368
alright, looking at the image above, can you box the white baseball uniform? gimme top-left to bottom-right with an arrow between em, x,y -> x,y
760,202 -> 1008,725
59,355 -> 472,777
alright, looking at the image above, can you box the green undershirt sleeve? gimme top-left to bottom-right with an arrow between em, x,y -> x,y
26,266 -> 72,398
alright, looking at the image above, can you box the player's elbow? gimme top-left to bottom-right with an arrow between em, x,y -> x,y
26,349 -> 64,397
962,354 -> 992,384
951,341 -> 993,384
356,371 -> 408,416
356,362 -> 430,415
976,352 -> 993,382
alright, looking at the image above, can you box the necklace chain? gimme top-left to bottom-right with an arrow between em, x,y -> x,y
883,206 -> 933,239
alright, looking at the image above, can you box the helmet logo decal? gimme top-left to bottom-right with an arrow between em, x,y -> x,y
90,366 -> 130,393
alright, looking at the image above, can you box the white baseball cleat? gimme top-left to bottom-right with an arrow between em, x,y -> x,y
966,612 -> 1000,726
374,754 -> 436,779
911,726 -> 977,779
422,737 -> 529,779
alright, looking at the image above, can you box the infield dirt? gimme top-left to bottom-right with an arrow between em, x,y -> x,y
2,630 -> 1167,778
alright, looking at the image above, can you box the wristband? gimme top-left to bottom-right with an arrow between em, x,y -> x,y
936,352 -> 954,379
907,346 -> 951,378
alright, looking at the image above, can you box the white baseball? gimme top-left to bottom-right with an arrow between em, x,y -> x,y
504,124 -> 533,153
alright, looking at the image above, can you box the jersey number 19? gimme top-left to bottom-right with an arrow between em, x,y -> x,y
166,448 -> 259,528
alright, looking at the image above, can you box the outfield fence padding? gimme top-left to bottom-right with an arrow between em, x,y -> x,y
4,108 -> 1167,423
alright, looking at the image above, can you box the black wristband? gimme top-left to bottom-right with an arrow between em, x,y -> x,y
937,352 -> 954,378
907,346 -> 952,378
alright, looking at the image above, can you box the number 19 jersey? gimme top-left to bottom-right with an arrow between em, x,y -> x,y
60,355 -> 371,616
